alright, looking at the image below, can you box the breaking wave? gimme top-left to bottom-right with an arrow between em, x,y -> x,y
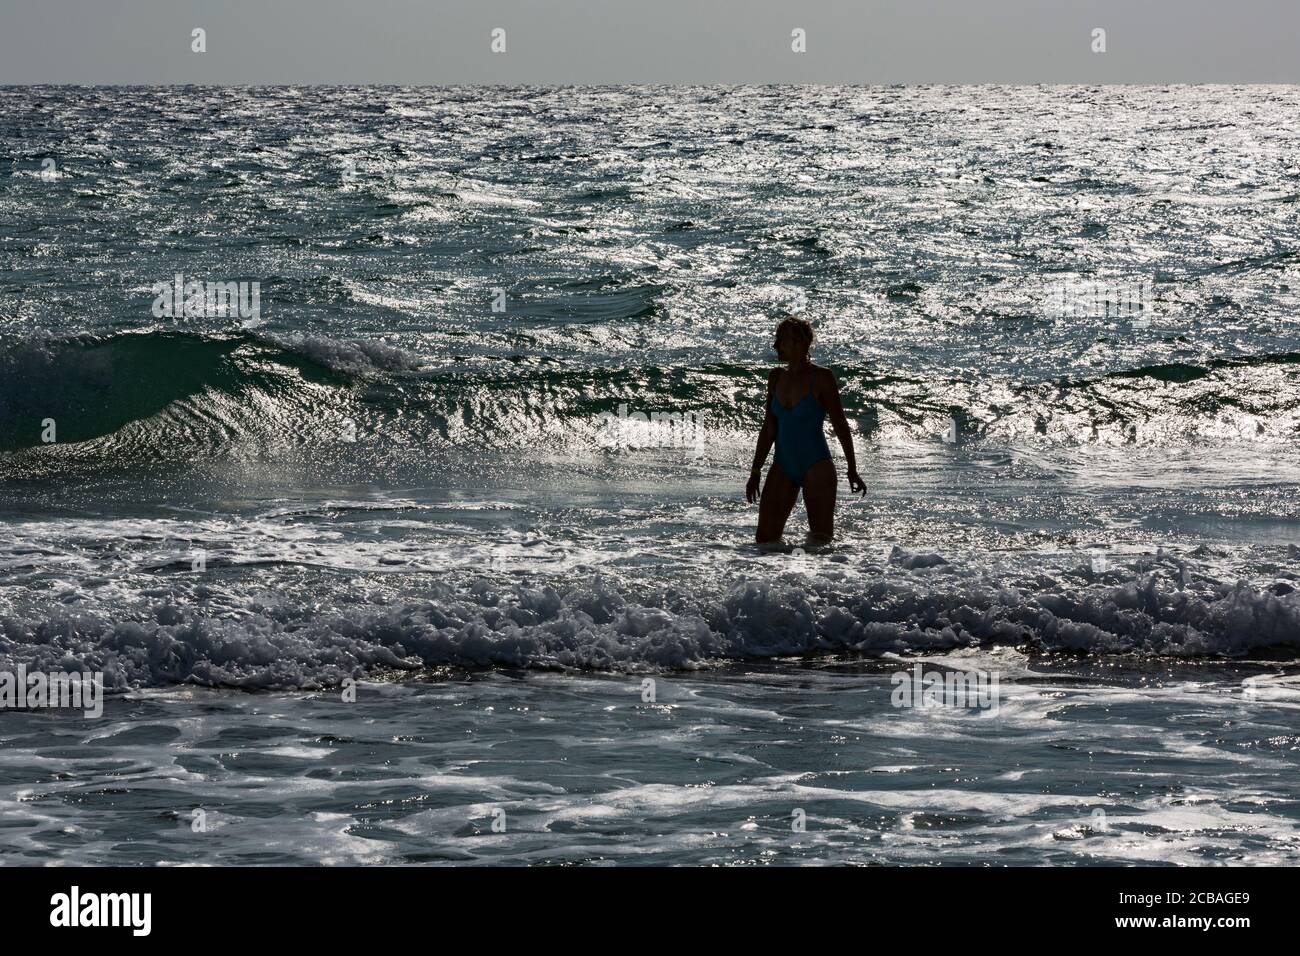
3,330 -> 1300,466
4,555 -> 1299,691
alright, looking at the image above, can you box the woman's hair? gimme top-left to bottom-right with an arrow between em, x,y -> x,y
775,313 -> 814,352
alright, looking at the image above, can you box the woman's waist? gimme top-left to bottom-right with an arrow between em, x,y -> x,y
775,426 -> 831,446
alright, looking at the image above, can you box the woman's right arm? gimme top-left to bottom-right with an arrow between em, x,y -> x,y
746,370 -> 779,503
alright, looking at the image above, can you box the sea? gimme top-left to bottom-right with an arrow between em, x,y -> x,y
2,85 -> 1299,865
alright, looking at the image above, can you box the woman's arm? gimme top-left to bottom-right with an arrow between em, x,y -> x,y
746,369 -> 779,503
819,368 -> 867,495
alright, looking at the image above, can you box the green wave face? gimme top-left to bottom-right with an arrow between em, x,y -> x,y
0,333 -> 243,449
0,331 -> 357,452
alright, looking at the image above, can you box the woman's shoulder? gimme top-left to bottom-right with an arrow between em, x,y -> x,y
812,363 -> 837,383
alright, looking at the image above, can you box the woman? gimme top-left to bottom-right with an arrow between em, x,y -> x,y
746,314 -> 865,544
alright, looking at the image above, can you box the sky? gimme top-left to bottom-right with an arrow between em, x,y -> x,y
0,0 -> 1298,84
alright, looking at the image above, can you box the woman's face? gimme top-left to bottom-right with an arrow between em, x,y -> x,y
773,326 -> 805,362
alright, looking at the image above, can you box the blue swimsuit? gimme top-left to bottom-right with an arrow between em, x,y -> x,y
771,390 -> 832,486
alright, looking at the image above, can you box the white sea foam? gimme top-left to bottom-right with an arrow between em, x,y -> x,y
2,556 -> 1298,690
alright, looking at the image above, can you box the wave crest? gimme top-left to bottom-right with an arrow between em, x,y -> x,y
3,567 -> 1297,691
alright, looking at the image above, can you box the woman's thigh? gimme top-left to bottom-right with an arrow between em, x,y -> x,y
756,463 -> 800,543
801,458 -> 837,540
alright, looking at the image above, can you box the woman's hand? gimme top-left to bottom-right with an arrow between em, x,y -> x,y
847,468 -> 866,497
746,468 -> 762,503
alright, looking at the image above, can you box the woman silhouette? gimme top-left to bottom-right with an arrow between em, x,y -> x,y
746,315 -> 865,544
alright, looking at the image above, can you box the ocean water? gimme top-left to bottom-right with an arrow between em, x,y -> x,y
2,85 -> 1300,865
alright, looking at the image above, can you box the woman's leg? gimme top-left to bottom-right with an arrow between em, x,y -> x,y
801,458 -> 837,541
756,463 -> 800,543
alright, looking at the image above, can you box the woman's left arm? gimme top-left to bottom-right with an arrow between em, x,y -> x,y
820,368 -> 866,496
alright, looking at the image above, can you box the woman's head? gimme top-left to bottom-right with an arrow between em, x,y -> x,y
773,314 -> 814,362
